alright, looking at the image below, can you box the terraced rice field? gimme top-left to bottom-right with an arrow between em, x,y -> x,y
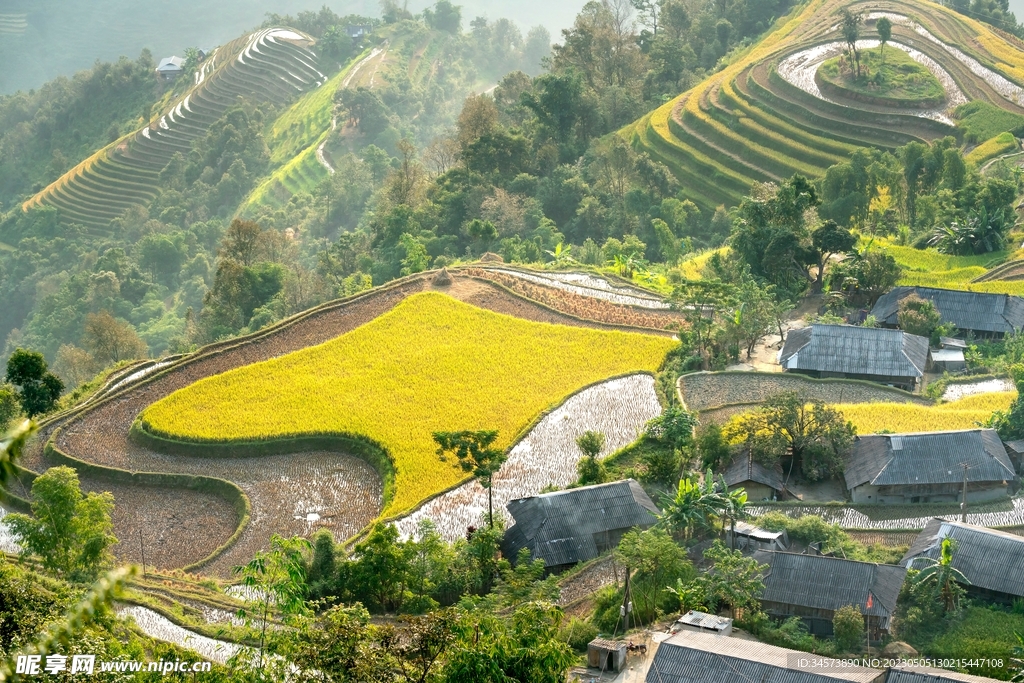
867,240 -> 1024,295
19,272 -> 676,576
942,378 -> 1014,401
117,605 -> 240,665
395,373 -> 662,542
624,0 -> 1024,211
750,496 -> 1024,530
24,28 -> 326,233
140,293 -> 675,517
835,391 -> 1015,433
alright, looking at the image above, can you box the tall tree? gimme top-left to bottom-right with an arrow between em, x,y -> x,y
840,9 -> 862,77
913,537 -> 969,613
876,16 -> 892,63
433,430 -> 508,527
724,392 -> 855,482
83,311 -> 148,367
5,466 -> 116,581
5,348 -> 64,418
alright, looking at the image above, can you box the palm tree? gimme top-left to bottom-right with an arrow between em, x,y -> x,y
718,479 -> 749,548
659,470 -> 726,540
914,537 -> 970,612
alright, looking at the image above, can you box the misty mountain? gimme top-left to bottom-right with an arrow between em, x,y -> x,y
0,0 -> 582,94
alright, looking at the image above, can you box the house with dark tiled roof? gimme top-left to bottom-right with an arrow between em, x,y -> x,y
844,429 -> 1016,504
721,450 -> 786,501
644,630 -> 885,683
779,324 -> 929,391
871,286 -> 1024,338
501,479 -> 658,572
902,519 -> 1024,604
753,551 -> 907,639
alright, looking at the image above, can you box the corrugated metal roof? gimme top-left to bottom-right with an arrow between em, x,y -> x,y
902,519 -> 1024,598
844,429 -> 1015,489
646,631 -> 882,683
779,325 -> 928,378
871,287 -> 1024,334
677,610 -> 733,631
930,349 -> 965,363
733,520 -> 786,541
887,667 -> 1004,683
721,451 -> 785,492
502,479 -> 658,566
754,551 -> 906,619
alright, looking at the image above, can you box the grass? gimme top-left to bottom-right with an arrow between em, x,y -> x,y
866,239 -> 1024,292
140,292 -> 677,517
818,47 -> 945,103
925,606 -> 1024,680
966,131 -> 1019,166
955,100 -> 1024,144
834,391 -> 1015,433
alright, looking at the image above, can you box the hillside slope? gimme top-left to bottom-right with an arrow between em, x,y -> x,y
624,0 -> 1024,211
23,28 -> 325,234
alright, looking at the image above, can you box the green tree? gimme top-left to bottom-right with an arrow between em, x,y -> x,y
644,405 -> 696,451
575,430 -> 607,485
424,0 -> 462,34
5,348 -> 64,417
671,279 -> 738,369
697,423 -> 733,471
233,534 -> 311,668
876,16 -> 892,63
443,602 -> 575,683
677,540 -> 766,617
83,311 -> 148,367
614,527 -> 690,623
914,537 -> 969,613
840,9 -> 862,77
0,384 -> 20,432
810,220 -> 857,292
896,293 -> 942,339
5,466 -> 116,581
0,418 -> 35,489
307,529 -> 336,601
659,470 -> 726,540
724,392 -> 855,481
351,522 -> 410,613
833,604 -> 864,652
433,430 -> 508,528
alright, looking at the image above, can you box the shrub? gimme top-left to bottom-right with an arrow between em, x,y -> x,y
833,604 -> 863,652
559,617 -> 598,651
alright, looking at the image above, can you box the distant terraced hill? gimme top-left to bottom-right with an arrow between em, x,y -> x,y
23,28 -> 325,235
624,0 -> 1024,212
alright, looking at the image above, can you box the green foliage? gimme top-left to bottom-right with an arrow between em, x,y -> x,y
558,616 -> 598,651
576,430 -> 606,459
644,405 -> 696,451
818,47 -> 944,103
5,466 -> 116,581
955,101 -> 1024,145
697,423 -> 733,471
897,293 -> 942,339
0,385 -> 20,433
434,430 -> 508,527
966,132 -> 1018,166
576,455 -> 608,486
670,540 -> 765,617
724,391 -> 855,482
0,418 -> 35,488
832,604 -> 863,652
5,348 -> 63,417
927,607 -> 1024,680
913,538 -> 969,613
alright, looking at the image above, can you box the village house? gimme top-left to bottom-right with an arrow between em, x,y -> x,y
721,450 -> 786,501
501,479 -> 658,573
753,551 -> 907,639
644,630 -> 885,683
902,519 -> 1024,605
156,56 -> 184,79
778,324 -> 929,391
871,286 -> 1024,338
844,429 -> 1016,504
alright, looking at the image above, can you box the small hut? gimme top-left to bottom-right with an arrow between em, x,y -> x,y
587,639 -> 627,672
721,451 -> 785,501
726,520 -> 788,552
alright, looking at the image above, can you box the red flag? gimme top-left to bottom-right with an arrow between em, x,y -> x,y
866,592 -> 874,609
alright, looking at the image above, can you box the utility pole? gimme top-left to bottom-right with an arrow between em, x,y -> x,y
960,462 -> 970,523
138,527 -> 146,577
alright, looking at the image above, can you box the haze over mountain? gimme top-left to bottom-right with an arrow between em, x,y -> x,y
0,0 -> 581,94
